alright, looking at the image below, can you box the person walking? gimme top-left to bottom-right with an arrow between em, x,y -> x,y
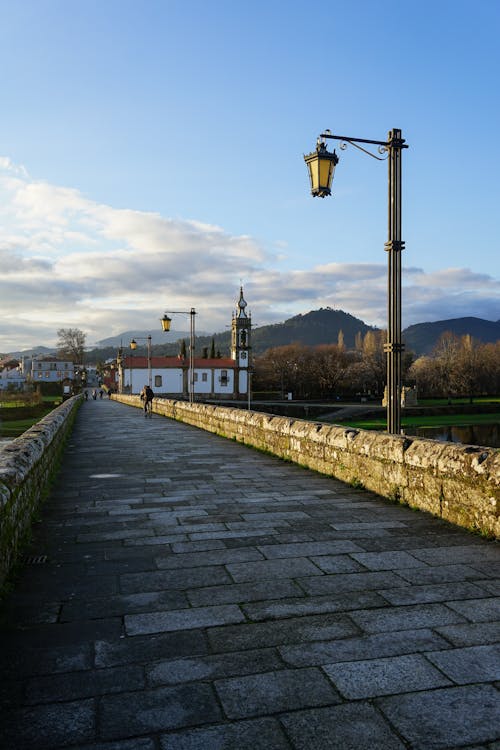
140,385 -> 154,415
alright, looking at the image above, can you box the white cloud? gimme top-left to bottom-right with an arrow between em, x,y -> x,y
0,157 -> 498,351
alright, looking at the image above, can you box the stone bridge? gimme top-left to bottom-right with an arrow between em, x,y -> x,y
0,396 -> 499,749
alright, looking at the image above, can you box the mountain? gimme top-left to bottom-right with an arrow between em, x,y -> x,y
95,330 -> 188,347
249,308 -> 377,354
403,317 -> 500,356
5,345 -> 56,359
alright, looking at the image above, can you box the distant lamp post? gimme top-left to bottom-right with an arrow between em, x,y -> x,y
130,335 -> 152,388
161,308 -> 196,403
304,128 -> 408,435
116,347 -> 123,394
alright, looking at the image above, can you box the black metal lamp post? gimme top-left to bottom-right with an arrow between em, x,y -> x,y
161,308 -> 196,403
304,128 -> 408,434
130,335 -> 152,388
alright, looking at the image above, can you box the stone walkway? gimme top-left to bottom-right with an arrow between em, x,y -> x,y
1,398 -> 499,750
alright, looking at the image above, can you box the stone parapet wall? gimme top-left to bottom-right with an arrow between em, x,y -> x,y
115,394 -> 499,538
0,396 -> 82,591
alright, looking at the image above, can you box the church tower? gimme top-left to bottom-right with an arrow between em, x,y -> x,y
231,286 -> 251,397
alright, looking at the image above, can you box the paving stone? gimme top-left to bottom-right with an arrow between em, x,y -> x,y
242,590 -> 386,621
125,604 -> 245,635
280,628 -> 451,667
61,590 -> 189,621
378,685 -> 500,749
350,550 -> 428,570
67,739 -> 155,750
297,570 -> 408,595
171,540 -> 226,552
0,698 -> 95,749
208,613 -> 360,652
378,581 -> 487,605
187,579 -> 304,607
280,702 -> 405,749
160,717 -> 291,749
410,545 -> 500,566
435,621 -> 500,647
215,667 -> 339,718
25,664 -> 145,704
475,579 -> 500,596
323,653 -> 451,698
426,644 -> 500,683
350,602 -> 467,633
155,547 -> 264,569
256,540 -> 363,558
99,683 -> 222,738
395,563 -> 487,584
445,597 -> 500,622
147,647 -> 283,686
94,630 -> 208,668
226,557 -> 323,582
308,554 -> 367,574
119,566 -> 232,594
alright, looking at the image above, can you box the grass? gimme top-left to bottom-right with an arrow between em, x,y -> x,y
345,412 -> 500,431
0,397 -> 61,439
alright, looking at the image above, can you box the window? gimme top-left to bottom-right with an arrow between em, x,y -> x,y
194,373 -> 198,382
202,373 -> 208,382
155,375 -> 162,387
220,370 -> 228,386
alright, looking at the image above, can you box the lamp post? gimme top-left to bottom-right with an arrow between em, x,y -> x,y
160,308 -> 196,403
116,348 -> 123,394
130,335 -> 152,389
304,128 -> 408,435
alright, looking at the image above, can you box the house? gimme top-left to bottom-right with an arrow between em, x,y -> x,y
28,356 -> 75,383
0,358 -> 26,391
111,287 -> 252,400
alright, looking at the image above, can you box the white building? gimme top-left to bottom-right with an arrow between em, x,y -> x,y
114,287 -> 252,399
0,358 -> 26,391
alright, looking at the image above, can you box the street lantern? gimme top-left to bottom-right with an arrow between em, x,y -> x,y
130,339 -> 138,350
303,136 -> 339,198
160,314 -> 172,332
304,128 -> 408,435
161,308 -> 196,403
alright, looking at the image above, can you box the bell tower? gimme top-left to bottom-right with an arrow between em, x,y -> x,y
231,286 -> 251,397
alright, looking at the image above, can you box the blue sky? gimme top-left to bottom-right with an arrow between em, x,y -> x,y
0,0 -> 499,350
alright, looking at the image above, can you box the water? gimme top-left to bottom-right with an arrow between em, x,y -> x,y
404,423 -> 500,449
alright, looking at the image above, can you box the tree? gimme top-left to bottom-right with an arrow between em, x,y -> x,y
56,328 -> 86,366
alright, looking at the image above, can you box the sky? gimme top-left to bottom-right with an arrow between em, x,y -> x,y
0,0 -> 499,351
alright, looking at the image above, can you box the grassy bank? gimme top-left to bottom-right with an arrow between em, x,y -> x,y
0,397 -> 61,439
345,412 -> 500,431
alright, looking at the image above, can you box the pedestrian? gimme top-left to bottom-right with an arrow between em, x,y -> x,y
140,385 -> 154,415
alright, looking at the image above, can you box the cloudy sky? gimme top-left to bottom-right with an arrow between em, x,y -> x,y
1,0 -> 499,351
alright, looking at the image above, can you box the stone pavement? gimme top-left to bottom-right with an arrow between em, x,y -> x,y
0,398 -> 499,750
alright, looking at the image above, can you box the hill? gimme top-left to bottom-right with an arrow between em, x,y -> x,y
249,308 -> 377,354
403,317 -> 500,355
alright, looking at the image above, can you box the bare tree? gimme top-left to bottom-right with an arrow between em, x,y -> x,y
56,328 -> 86,366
